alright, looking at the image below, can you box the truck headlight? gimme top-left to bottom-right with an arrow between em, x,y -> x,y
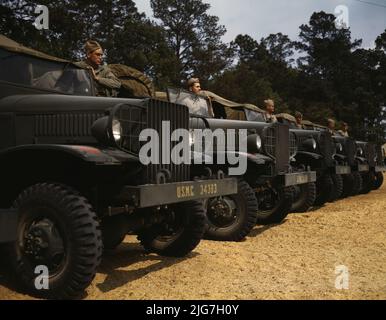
336,143 -> 343,153
303,138 -> 317,151
189,130 -> 195,147
357,147 -> 364,156
112,119 -> 122,142
247,134 -> 262,153
256,134 -> 262,151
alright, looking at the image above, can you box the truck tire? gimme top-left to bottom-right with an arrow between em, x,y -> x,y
341,173 -> 355,198
138,201 -> 206,257
314,174 -> 334,206
255,186 -> 293,225
373,172 -> 384,190
7,183 -> 102,299
291,182 -> 316,213
328,174 -> 344,202
204,179 -> 258,241
360,171 -> 374,194
350,172 -> 363,196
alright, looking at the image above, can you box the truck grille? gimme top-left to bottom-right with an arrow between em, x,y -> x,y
289,132 -> 297,158
345,138 -> 357,166
364,143 -> 376,167
114,104 -> 147,155
375,144 -> 383,166
318,131 -> 334,167
146,99 -> 190,183
114,100 -> 190,184
274,123 -> 290,174
263,126 -> 276,158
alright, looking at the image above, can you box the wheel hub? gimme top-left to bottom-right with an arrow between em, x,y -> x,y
257,188 -> 279,211
23,218 -> 65,271
207,197 -> 237,227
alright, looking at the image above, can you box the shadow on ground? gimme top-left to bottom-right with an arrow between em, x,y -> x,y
96,241 -> 199,294
247,222 -> 285,238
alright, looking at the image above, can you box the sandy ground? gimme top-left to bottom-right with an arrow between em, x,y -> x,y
1,175 -> 385,300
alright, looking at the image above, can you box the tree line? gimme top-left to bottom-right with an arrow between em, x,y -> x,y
1,0 -> 386,141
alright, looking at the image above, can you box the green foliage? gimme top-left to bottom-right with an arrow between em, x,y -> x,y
150,0 -> 234,86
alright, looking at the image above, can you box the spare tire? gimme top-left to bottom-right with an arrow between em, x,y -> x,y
108,64 -> 155,98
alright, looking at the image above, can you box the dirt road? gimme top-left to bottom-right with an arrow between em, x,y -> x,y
1,177 -> 386,300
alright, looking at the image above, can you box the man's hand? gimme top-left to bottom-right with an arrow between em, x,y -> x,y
90,67 -> 100,81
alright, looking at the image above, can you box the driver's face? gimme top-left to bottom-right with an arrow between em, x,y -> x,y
190,83 -> 201,94
266,104 -> 275,114
87,48 -> 103,67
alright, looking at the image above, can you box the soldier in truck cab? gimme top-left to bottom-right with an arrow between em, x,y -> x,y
295,111 -> 304,129
76,40 -> 121,97
338,122 -> 349,137
262,99 -> 278,123
180,77 -> 214,117
327,118 -> 336,135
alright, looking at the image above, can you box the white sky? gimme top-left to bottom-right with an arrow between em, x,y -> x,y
133,0 -> 386,49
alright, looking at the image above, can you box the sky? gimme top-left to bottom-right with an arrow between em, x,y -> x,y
133,0 -> 386,49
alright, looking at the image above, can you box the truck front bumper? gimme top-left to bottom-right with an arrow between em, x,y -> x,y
375,165 -> 386,173
357,164 -> 370,172
0,209 -> 17,243
116,178 -> 238,208
279,171 -> 317,187
334,165 -> 351,175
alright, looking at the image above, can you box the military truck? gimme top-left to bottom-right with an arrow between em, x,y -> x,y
302,121 -> 372,197
373,144 -> 386,189
163,89 -> 316,241
204,103 -> 352,209
0,35 -> 238,299
354,141 -> 386,192
275,115 -> 353,205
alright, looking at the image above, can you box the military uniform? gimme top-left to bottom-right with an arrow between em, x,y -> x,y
337,130 -> 349,137
262,112 -> 278,123
75,61 -> 121,97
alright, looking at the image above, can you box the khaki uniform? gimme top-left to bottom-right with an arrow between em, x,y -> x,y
338,130 -> 349,137
75,61 -> 121,97
262,112 -> 278,123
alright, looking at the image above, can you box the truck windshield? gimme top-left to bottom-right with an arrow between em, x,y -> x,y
245,109 -> 264,122
0,49 -> 93,96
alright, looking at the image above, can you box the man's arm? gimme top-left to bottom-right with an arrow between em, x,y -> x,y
95,68 -> 121,89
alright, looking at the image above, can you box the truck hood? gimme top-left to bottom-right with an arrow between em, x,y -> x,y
0,94 -> 147,113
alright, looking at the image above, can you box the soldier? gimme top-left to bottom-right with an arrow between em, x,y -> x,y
262,99 -> 278,123
294,111 -> 303,129
338,122 -> 349,137
327,118 -> 336,135
182,77 -> 214,117
76,40 -> 121,97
